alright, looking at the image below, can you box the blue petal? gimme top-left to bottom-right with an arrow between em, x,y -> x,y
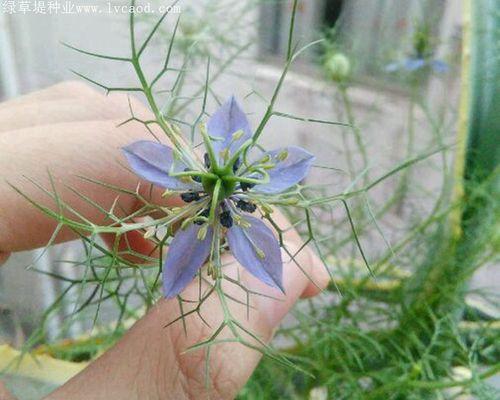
122,140 -> 200,191
227,216 -> 284,291
404,58 -> 426,71
207,96 -> 252,162
253,146 -> 315,194
431,60 -> 449,73
163,224 -> 213,298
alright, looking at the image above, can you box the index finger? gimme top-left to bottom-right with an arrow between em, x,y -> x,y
0,82 -> 169,254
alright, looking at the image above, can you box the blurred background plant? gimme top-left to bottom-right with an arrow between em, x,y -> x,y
0,0 -> 498,399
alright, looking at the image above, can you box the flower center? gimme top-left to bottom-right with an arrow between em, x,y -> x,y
201,173 -> 237,201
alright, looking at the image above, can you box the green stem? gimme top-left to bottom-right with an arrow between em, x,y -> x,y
339,86 -> 369,182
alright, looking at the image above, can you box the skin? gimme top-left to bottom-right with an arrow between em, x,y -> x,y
0,82 -> 329,399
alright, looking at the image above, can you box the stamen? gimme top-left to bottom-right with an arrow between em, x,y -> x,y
183,168 -> 202,183
181,191 -> 201,203
254,247 -> 266,260
231,129 -> 244,141
240,181 -> 256,192
219,210 -> 233,228
232,157 -> 242,173
277,149 -> 289,161
235,199 -> 257,213
194,208 -> 210,225
197,224 -> 208,240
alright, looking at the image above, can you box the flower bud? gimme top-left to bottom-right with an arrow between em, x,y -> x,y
324,53 -> 351,82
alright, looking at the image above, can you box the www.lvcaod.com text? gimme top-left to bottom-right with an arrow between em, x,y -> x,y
1,1 -> 181,15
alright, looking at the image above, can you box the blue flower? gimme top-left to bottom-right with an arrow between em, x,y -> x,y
385,57 -> 449,74
123,96 -> 315,298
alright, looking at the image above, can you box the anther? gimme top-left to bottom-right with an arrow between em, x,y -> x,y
219,210 -> 233,228
235,199 -> 257,213
181,191 -> 201,203
184,168 -> 201,183
240,181 -> 256,192
232,157 -> 242,173
194,208 -> 210,225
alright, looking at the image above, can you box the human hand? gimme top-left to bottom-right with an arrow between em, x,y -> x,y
0,82 -> 329,399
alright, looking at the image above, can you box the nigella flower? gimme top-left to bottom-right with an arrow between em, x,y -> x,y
385,57 -> 449,74
122,97 -> 315,298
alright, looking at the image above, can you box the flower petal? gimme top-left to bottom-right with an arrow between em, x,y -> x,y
227,216 -> 284,291
404,58 -> 426,71
430,60 -> 449,73
207,96 -> 252,161
163,224 -> 213,298
253,146 -> 315,194
122,140 -> 200,190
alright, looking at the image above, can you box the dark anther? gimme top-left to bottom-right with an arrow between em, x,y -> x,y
232,157 -> 241,173
204,153 -> 211,169
235,199 -> 257,213
194,208 -> 210,225
240,181 -> 256,192
219,210 -> 233,228
181,191 -> 201,203
184,168 -> 201,183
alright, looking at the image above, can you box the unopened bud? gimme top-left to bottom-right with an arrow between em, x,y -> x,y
324,52 -> 351,82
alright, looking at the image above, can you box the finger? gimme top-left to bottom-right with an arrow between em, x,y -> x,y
0,83 -> 170,254
0,81 -> 92,112
0,381 -> 16,400
46,216 -> 328,400
0,252 -> 11,266
0,82 -> 153,133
